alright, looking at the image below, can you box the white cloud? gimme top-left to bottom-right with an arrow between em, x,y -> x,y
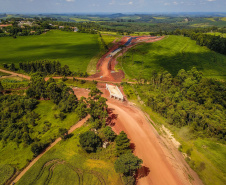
207,0 -> 216,1
164,3 -> 170,5
128,1 -> 133,5
173,1 -> 178,5
66,0 -> 75,2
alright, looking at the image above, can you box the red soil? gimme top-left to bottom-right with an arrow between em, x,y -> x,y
72,87 -> 203,185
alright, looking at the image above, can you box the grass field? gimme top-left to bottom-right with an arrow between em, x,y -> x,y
0,30 -> 101,73
120,35 -> 226,80
0,164 -> 15,185
0,100 -> 79,173
69,18 -> 90,22
206,32 -> 226,38
17,125 -> 122,185
0,76 -> 29,89
122,83 -> 226,185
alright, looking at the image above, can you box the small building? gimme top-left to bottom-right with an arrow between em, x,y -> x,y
59,26 -> 64,29
72,27 -> 79,32
106,84 -> 124,101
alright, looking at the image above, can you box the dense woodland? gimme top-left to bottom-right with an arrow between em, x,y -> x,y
125,68 -> 226,142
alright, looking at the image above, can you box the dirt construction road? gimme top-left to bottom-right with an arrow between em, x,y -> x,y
108,102 -> 182,185
73,87 -> 203,185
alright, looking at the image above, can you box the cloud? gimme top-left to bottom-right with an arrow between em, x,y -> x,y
128,1 -> 133,5
66,0 -> 75,2
207,0 -> 216,1
164,3 -> 170,6
109,0 -> 115,5
173,1 -> 178,5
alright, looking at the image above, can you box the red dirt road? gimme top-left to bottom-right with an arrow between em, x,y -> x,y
72,87 -> 203,185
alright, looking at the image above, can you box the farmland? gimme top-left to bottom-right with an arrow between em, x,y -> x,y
16,125 -> 122,185
0,30 -> 100,73
120,35 -> 226,80
0,100 -> 79,180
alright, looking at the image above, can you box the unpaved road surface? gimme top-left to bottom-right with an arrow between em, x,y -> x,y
73,87 -> 203,185
11,116 -> 89,185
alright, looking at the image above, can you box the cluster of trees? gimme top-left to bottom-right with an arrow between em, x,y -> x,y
135,68 -> 225,142
3,61 -> 89,77
19,60 -> 71,76
171,28 -> 226,55
114,131 -> 143,184
0,95 -> 38,146
27,73 -> 79,113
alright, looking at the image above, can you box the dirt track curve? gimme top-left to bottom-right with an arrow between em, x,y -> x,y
11,116 -> 89,185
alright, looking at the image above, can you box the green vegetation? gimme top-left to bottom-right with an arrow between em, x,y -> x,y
101,34 -> 122,48
79,131 -> 102,153
0,77 -> 29,89
122,68 -> 226,185
0,30 -> 100,73
0,164 -> 14,185
17,125 -> 123,185
55,78 -> 97,89
206,32 -> 226,38
115,131 -> 131,156
0,71 -> 10,76
120,35 -> 226,80
114,153 -> 142,176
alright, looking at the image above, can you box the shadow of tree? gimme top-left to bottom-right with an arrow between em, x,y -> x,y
135,166 -> 150,180
106,108 -> 118,126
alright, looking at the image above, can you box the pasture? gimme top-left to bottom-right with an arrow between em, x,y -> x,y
17,125 -> 122,185
120,35 -> 226,80
0,30 -> 100,73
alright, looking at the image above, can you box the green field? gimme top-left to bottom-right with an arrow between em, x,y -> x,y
0,164 -> 15,185
206,32 -> 226,38
0,100 -> 79,171
17,125 -> 122,185
120,35 -> 226,80
0,30 -> 101,73
69,17 -> 90,22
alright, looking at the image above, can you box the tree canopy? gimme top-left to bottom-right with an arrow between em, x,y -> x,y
114,152 -> 143,176
79,131 -> 102,153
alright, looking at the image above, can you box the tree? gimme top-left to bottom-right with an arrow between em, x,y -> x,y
115,131 -> 131,156
79,131 -> 102,153
31,142 -> 46,156
58,128 -> 68,140
104,126 -> 116,141
114,152 -> 143,176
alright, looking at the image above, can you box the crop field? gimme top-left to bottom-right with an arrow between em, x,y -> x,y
120,35 -> 226,80
17,125 -> 122,185
0,100 -> 79,175
0,30 -> 100,73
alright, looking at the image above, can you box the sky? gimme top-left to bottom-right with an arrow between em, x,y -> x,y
0,0 -> 226,14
